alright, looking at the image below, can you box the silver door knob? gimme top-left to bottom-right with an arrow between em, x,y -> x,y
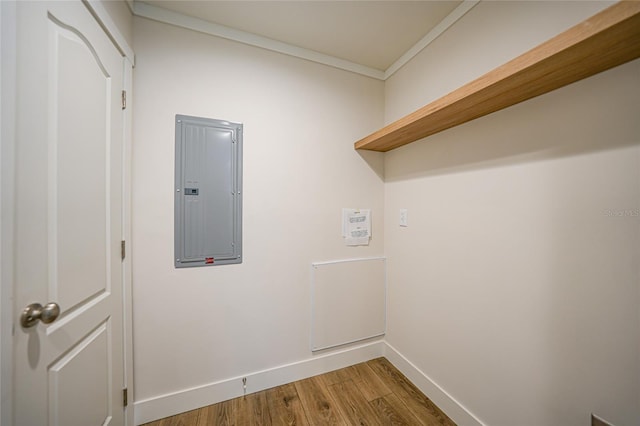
20,302 -> 61,328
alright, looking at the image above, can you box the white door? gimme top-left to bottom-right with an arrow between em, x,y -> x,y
13,2 -> 125,425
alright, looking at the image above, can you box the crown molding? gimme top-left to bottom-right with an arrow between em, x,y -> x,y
385,0 -> 479,79
133,1 -> 479,81
133,1 -> 385,80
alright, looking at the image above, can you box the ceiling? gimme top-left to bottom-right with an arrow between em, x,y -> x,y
136,1 -> 465,74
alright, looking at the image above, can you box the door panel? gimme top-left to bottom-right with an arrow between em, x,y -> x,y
48,322 -> 111,426
51,14 -> 110,314
14,2 -> 125,425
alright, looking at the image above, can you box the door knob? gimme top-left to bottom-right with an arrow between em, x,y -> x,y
20,302 -> 61,328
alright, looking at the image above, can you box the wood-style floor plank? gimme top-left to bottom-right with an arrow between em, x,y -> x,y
369,393 -> 424,425
320,365 -> 360,387
265,382 -> 310,426
295,376 -> 344,426
151,408 -> 199,426
143,357 -> 456,426
234,390 -> 272,425
351,362 -> 392,402
367,358 -> 455,426
327,379 -> 382,426
197,398 -> 234,426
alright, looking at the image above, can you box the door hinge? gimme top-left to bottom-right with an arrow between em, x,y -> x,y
121,240 -> 126,260
123,388 -> 128,407
121,90 -> 127,110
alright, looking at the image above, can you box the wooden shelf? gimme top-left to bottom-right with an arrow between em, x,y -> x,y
355,1 -> 640,152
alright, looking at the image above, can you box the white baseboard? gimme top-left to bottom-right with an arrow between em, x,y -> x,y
134,339 -> 483,426
134,340 -> 385,425
383,342 -> 484,426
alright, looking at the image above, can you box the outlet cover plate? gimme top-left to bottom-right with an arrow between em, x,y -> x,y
399,209 -> 408,227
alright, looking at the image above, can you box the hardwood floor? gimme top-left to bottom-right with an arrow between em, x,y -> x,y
141,357 -> 455,426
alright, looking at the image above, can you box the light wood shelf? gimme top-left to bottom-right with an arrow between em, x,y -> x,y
355,1 -> 640,152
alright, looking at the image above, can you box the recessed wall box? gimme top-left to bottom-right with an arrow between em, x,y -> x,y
175,115 -> 242,267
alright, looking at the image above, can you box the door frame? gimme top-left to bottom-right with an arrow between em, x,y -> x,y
0,1 -> 135,424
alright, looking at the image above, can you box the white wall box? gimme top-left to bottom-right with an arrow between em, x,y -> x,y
174,115 -> 243,267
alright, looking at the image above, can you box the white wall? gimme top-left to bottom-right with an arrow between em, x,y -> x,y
384,2 -> 639,426
133,3 -> 640,425
132,15 -> 384,405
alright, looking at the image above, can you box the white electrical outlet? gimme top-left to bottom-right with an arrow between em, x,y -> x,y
399,209 -> 408,227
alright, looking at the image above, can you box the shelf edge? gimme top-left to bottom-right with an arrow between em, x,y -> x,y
355,1 -> 640,152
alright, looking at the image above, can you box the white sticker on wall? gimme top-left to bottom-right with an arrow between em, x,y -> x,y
342,208 -> 371,246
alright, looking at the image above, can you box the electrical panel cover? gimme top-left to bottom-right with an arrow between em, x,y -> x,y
175,115 -> 242,267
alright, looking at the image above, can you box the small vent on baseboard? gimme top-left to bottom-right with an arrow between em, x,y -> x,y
592,413 -> 615,426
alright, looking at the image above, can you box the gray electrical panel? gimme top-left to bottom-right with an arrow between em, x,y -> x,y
175,115 -> 242,267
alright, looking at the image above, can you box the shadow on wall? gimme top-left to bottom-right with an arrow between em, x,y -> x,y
357,149 -> 385,181
383,59 -> 640,182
